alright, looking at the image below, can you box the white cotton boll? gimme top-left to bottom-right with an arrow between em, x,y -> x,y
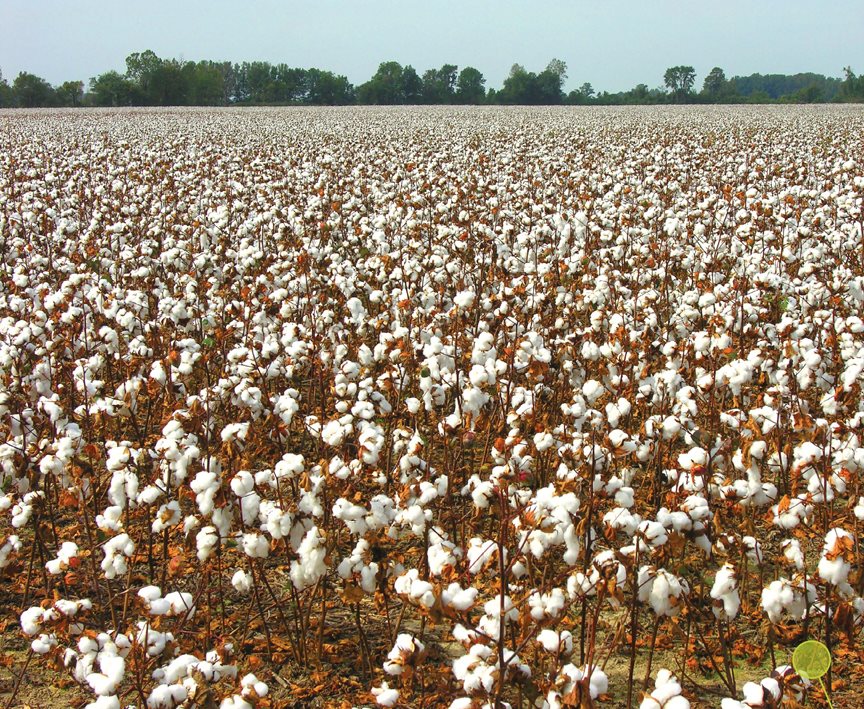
818,557 -> 850,586
152,500 -> 181,533
466,537 -> 497,573
274,452 -> 304,479
405,397 -> 421,414
46,540 -> 79,574
533,431 -> 555,452
588,669 -> 608,699
741,682 -> 765,706
818,528 -> 854,586
232,569 -> 253,594
781,539 -> 804,570
321,419 -> 345,446
196,526 -> 219,561
760,677 -> 781,700
289,527 -> 327,590
147,683 -> 188,708
239,673 -> 268,699
86,697 -> 121,709
372,681 -> 400,707
101,533 -> 134,579
383,634 -> 425,676
441,583 -> 478,611
0,534 -> 22,569
453,290 -> 475,309
637,520 -> 668,548
163,592 -> 195,617
87,654 -> 125,695
31,633 -> 57,654
528,588 -> 566,620
640,669 -> 688,709
582,379 -> 604,403
710,563 -> 740,619
462,386 -> 489,415
219,697 -> 252,709
242,532 -> 269,559
537,629 -> 573,655
220,422 -> 249,443
761,579 -> 797,623
138,585 -> 162,602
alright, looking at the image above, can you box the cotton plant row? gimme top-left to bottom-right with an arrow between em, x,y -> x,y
0,105 -> 862,707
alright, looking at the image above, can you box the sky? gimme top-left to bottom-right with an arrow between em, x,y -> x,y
1,0 -> 862,93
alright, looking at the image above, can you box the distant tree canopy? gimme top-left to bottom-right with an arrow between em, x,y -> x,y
1,51 -> 862,107
498,60 -> 568,105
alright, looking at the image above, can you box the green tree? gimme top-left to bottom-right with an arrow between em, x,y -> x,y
840,66 -> 864,101
455,66 -> 486,104
357,61 -> 405,104
187,61 -> 226,105
0,70 -> 15,107
420,64 -> 458,103
306,69 -> 354,104
498,64 -> 536,104
535,58 -> 567,104
702,67 -> 728,101
57,80 -> 84,107
12,72 -> 56,107
402,66 -> 423,104
663,65 -> 696,102
89,71 -> 135,106
125,50 -> 163,104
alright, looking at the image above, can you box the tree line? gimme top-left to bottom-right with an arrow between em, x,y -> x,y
1,51 -> 863,108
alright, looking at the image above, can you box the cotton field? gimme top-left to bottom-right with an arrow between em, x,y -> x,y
1,106 -> 864,708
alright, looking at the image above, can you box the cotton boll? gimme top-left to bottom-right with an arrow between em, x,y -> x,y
147,683 -> 188,708
152,500 -> 181,533
536,629 -> 573,655
242,532 -> 270,559
372,682 -> 400,707
818,528 -> 854,587
289,527 -> 327,590
640,668 -> 689,708
710,563 -> 740,620
383,633 -> 426,676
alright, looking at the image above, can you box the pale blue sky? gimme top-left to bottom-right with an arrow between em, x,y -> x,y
1,0 -> 862,92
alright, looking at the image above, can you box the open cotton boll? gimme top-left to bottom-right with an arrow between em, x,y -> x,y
220,422 -> 249,443
101,533 -> 135,579
86,654 -> 125,695
371,681 -> 400,707
239,672 -> 269,699
818,527 -> 855,587
0,534 -> 22,569
710,563 -> 740,619
289,527 -> 327,590
536,629 -> 573,655
85,697 -> 121,709
46,540 -> 79,574
760,578 -> 810,622
146,683 -> 188,708
383,633 -> 426,676
441,582 -> 478,611
241,532 -> 270,558
556,664 -> 608,700
528,588 -> 566,620
636,520 -> 669,549
639,668 -> 689,708
231,569 -> 253,594
152,500 -> 182,533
